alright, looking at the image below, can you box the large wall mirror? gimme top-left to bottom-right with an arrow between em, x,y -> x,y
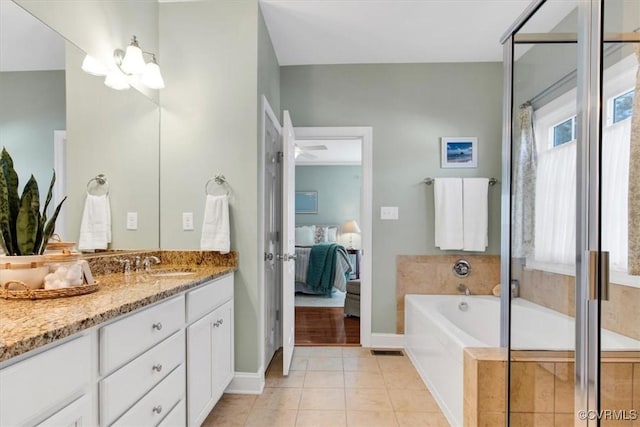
0,0 -> 160,250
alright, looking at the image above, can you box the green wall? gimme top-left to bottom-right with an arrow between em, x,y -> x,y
295,165 -> 361,228
0,70 -> 65,202
160,0 -> 280,374
281,63 -> 503,333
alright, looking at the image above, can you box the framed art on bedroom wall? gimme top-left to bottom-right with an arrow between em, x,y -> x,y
295,191 -> 318,214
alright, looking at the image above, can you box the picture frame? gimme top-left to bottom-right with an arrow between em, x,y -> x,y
295,191 -> 318,214
441,137 -> 478,168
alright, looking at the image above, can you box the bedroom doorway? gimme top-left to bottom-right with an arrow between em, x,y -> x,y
292,127 -> 373,347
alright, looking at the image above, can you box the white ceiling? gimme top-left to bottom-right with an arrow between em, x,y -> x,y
260,0 -> 577,66
0,0 -> 65,72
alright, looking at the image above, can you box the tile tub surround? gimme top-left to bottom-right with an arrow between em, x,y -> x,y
0,252 -> 237,362
464,348 -> 640,426
396,255 -> 500,333
519,266 -> 640,341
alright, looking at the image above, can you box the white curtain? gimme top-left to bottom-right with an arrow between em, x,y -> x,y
602,120 -> 631,271
512,104 -> 537,258
534,142 -> 576,264
534,120 -> 630,270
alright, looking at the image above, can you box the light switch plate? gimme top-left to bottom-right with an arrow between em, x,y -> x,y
126,212 -> 138,230
380,206 -> 399,220
182,212 -> 194,231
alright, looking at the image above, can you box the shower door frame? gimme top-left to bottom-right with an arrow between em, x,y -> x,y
500,0 -> 608,424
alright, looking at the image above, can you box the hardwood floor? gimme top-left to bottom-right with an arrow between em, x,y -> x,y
295,307 -> 360,346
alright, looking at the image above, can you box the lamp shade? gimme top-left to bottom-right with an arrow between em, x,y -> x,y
81,55 -> 107,76
342,220 -> 361,234
141,61 -> 165,89
104,69 -> 130,90
120,43 -> 146,75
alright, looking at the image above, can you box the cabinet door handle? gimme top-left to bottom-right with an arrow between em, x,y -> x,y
152,405 -> 162,414
152,322 -> 163,331
152,364 -> 163,372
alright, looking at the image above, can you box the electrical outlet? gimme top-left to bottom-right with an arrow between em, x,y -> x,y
380,206 -> 399,220
126,212 -> 138,230
182,212 -> 194,231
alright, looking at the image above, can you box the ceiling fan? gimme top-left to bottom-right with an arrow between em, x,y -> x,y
294,143 -> 327,159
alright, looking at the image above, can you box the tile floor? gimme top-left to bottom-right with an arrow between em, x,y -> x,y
203,346 -> 450,426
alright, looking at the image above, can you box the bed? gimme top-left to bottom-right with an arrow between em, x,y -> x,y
294,225 -> 352,295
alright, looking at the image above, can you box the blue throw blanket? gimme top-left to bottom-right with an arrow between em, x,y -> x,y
306,243 -> 346,296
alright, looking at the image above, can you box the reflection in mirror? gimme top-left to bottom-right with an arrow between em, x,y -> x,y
0,1 -> 160,250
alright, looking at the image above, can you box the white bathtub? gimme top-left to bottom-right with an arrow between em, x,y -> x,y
404,295 -> 640,427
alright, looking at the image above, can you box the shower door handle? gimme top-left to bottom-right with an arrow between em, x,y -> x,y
587,250 -> 610,301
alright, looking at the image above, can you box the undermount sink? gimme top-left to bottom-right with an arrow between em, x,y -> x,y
148,270 -> 196,278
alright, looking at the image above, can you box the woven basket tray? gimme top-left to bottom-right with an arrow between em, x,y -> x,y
0,280 -> 99,300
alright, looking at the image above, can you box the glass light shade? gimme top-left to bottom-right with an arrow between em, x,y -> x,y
104,70 -> 130,90
141,62 -> 165,89
120,44 -> 146,75
81,55 -> 107,76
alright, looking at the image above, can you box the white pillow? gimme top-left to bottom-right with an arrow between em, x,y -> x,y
326,227 -> 338,242
295,225 -> 316,246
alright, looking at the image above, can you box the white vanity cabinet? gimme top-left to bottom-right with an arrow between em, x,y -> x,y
0,335 -> 93,427
0,271 -> 235,427
186,274 -> 234,427
99,295 -> 186,426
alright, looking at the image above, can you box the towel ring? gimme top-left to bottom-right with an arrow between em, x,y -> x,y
205,174 -> 229,196
86,174 -> 109,196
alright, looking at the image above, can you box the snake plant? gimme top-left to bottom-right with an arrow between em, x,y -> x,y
0,148 -> 67,255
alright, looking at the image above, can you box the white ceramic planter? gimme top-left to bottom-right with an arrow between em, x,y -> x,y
0,255 -> 49,290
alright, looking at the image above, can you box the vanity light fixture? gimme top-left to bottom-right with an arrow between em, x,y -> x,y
81,55 -> 108,76
113,35 -> 164,89
117,36 -> 146,75
141,55 -> 165,89
104,68 -> 131,90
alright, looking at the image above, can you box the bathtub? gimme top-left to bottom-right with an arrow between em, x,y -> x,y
404,295 -> 640,427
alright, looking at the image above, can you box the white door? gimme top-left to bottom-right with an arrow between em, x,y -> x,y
281,111 -> 296,375
262,100 -> 282,369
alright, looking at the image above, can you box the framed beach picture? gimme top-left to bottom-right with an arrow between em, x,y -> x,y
441,137 -> 478,168
295,191 -> 318,214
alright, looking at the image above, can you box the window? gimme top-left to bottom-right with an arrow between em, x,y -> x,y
552,116 -> 576,146
612,90 -> 634,123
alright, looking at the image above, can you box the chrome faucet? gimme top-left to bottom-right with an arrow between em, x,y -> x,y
117,258 -> 131,275
133,256 -> 142,272
510,279 -> 520,298
457,283 -> 470,296
142,256 -> 161,273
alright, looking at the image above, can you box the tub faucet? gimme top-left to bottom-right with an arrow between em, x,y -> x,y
510,279 -> 520,298
457,283 -> 470,296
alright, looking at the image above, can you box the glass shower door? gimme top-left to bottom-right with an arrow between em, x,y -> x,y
593,1 -> 640,425
503,0 -> 639,425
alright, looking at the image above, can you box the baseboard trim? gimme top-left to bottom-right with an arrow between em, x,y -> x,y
225,371 -> 265,394
368,333 -> 405,349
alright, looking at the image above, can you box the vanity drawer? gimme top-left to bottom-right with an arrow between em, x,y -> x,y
100,295 -> 185,374
186,274 -> 233,323
0,335 -> 91,427
100,330 -> 185,426
157,400 -> 186,427
111,364 -> 185,427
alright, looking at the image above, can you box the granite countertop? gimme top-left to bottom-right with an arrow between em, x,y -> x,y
0,264 -> 236,363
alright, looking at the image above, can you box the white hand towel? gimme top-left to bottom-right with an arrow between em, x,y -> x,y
200,194 -> 230,253
463,178 -> 489,251
434,178 -> 463,250
78,194 -> 111,251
